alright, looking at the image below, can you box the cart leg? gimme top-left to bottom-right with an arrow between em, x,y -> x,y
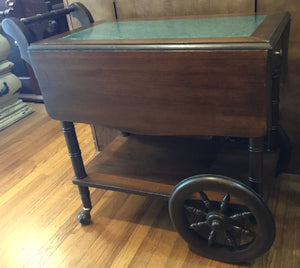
77,185 -> 92,225
248,137 -> 264,196
61,121 -> 92,225
275,125 -> 292,175
266,46 -> 282,152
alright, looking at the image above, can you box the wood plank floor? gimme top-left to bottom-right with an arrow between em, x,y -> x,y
0,103 -> 299,268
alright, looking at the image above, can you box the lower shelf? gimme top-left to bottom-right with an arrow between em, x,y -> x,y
72,134 -> 278,199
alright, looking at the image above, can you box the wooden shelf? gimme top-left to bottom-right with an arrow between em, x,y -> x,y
72,134 -> 278,199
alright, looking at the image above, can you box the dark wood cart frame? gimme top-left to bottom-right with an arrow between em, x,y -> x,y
3,5 -> 291,263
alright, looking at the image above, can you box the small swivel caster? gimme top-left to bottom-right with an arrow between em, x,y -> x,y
78,209 -> 92,225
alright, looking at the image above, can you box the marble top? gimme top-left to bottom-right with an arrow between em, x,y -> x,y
62,15 -> 266,41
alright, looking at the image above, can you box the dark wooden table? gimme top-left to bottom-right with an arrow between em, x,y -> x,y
28,12 -> 291,263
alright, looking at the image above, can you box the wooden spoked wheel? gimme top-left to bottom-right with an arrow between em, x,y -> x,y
169,175 -> 275,263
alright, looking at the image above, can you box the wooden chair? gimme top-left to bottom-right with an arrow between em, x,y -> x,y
2,2 -> 93,68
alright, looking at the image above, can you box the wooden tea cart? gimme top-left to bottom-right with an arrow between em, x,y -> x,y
3,3 -> 291,263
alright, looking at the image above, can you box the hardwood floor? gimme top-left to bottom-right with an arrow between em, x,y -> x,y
0,103 -> 299,268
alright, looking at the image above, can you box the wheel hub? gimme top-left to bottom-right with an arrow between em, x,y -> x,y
207,212 -> 229,231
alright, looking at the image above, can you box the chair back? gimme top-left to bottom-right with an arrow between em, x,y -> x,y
2,2 -> 93,66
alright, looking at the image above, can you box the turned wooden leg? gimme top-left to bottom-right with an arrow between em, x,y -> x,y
265,45 -> 291,174
266,49 -> 282,152
275,125 -> 292,175
61,121 -> 87,179
248,137 -> 264,196
61,121 -> 92,225
77,185 -> 92,225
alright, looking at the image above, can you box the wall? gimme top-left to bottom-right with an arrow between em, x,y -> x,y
65,0 -> 254,22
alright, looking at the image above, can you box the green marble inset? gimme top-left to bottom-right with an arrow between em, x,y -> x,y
62,15 -> 266,40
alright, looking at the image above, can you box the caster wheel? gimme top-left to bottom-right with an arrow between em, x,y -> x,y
78,209 -> 91,225
169,174 -> 275,263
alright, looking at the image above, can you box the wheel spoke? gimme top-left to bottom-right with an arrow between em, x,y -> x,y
229,211 -> 253,221
190,221 -> 208,229
208,230 -> 217,247
231,225 -> 255,238
199,191 -> 213,211
220,193 -> 230,213
184,205 -> 207,217
225,231 -> 238,250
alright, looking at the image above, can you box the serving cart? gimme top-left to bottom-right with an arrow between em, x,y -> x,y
3,4 -> 291,263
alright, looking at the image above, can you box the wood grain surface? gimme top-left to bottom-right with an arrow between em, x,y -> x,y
0,103 -> 299,267
64,0 -> 254,26
73,134 -> 278,199
30,50 -> 268,138
113,0 -> 255,20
